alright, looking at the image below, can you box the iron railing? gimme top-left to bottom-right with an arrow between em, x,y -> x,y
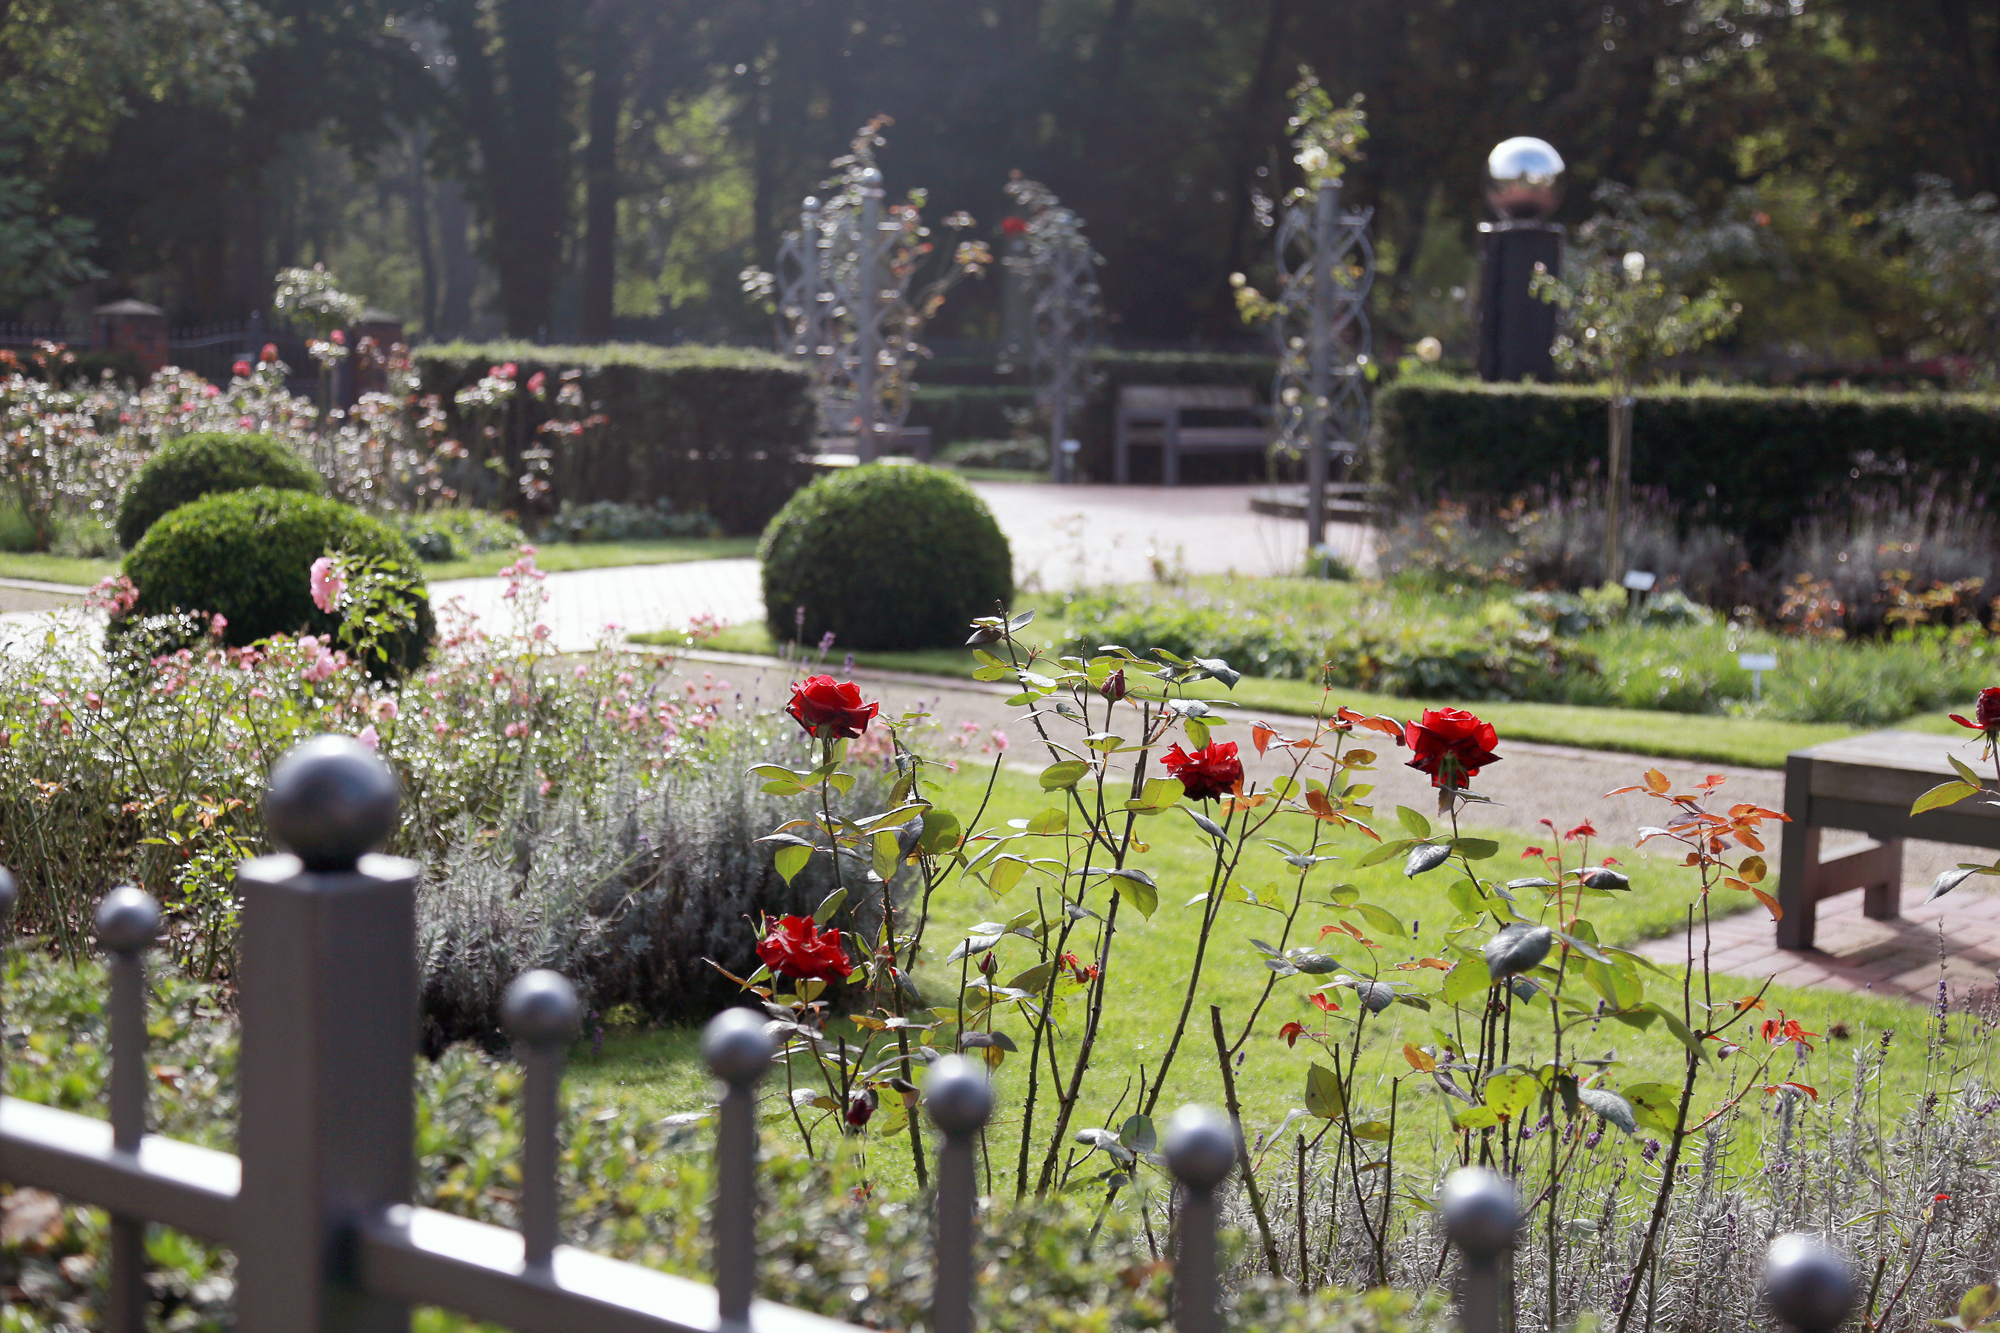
0,735 -> 1864,1332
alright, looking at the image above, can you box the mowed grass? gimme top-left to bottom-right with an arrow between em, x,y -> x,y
0,552 -> 119,585
565,763 -> 1959,1197
642,622 -> 1954,770
422,536 -> 757,580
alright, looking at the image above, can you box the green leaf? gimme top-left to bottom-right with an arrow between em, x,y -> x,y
1353,902 -> 1408,940
1187,809 -> 1226,840
1349,1119 -> 1393,1142
1453,1106 -> 1502,1131
1482,1072 -> 1539,1120
1040,760 -> 1091,791
1404,844 -> 1452,878
918,808 -> 963,856
1620,1082 -> 1681,1134
813,887 -> 847,924
1183,716 -> 1211,748
1026,806 -> 1069,835
873,830 -> 902,881
1125,777 -> 1185,812
1645,1002 -> 1710,1064
1009,961 -> 1056,994
1103,868 -> 1158,919
1484,923 -> 1554,981
1118,1114 -> 1158,1153
1305,1062 -> 1347,1119
1451,837 -> 1500,861
1356,838 -> 1414,869
1950,752 -> 1984,787
988,856 -> 1029,896
1914,779 -> 1981,815
1442,958 -> 1491,1005
1396,806 -> 1432,838
1578,1087 -> 1637,1134
774,843 -> 812,885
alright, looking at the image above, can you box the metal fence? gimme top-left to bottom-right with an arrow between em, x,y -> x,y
0,736 -> 1863,1333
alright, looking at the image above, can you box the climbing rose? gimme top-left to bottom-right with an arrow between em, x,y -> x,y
308,556 -> 345,614
260,343 -> 278,363
1001,216 -> 1028,237
756,914 -> 851,985
232,360 -> 251,378
527,371 -> 547,395
1403,707 -> 1501,789
1161,741 -> 1243,801
785,675 -> 877,739
1950,687 -> 2000,742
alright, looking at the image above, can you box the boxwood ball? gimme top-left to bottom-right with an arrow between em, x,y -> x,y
760,464 -> 1012,651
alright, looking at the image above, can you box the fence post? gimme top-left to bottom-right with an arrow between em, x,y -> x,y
1163,1105 -> 1236,1333
1439,1167 -> 1517,1333
925,1055 -> 992,1333
1763,1233 -> 1856,1333
704,1008 -> 775,1326
502,970 -> 582,1271
235,736 -> 417,1333
97,886 -> 160,1333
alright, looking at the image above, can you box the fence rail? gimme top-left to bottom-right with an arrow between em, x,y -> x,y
0,736 -> 1866,1332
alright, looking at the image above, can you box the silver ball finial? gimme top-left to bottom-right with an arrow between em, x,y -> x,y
702,1008 -> 775,1088
1162,1105 -> 1237,1191
1763,1233 -> 1856,1332
94,886 -> 160,955
924,1055 -> 993,1138
1440,1168 -> 1518,1260
1485,137 -> 1566,221
0,866 -> 15,923
502,970 -> 582,1047
264,735 -> 401,872
857,166 -> 884,190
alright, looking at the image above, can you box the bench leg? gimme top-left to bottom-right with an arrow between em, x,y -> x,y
1858,838 -> 1904,920
1164,423 -> 1180,486
1115,420 -> 1129,485
1776,823 -> 1819,950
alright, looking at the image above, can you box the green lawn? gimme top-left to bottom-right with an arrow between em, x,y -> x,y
643,621 -> 1956,769
422,536 -> 758,580
0,537 -> 760,587
0,552 -> 119,585
566,763 -> 1959,1198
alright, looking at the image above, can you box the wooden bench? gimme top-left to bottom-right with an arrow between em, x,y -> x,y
1113,386 -> 1269,485
1779,729 -> 2000,948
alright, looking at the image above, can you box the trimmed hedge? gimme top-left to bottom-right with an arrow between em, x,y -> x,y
1375,378 -> 2000,551
116,432 -> 321,548
123,488 -> 433,670
413,342 -> 815,535
761,464 -> 1012,651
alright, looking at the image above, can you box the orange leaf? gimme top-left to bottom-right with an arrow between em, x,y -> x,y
1252,723 -> 1277,756
1402,1043 -> 1436,1072
1734,995 -> 1765,1012
1735,830 -> 1765,853
1604,785 -> 1646,797
1696,774 -> 1727,790
1752,888 -> 1782,922
1723,877 -> 1751,892
1644,769 -> 1671,794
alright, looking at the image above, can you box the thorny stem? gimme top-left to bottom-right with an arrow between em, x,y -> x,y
1208,1004 -> 1283,1279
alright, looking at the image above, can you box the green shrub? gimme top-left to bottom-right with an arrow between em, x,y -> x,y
122,488 -> 433,669
394,508 -> 527,562
115,431 -> 322,549
1375,376 -> 2000,553
761,464 -> 1012,651
413,342 -> 815,535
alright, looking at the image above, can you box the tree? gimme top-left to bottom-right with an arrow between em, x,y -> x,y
1532,187 -> 1740,581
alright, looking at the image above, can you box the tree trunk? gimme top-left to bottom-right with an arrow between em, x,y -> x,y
578,0 -> 625,343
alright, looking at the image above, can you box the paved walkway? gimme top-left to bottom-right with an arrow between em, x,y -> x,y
429,483 -> 1371,653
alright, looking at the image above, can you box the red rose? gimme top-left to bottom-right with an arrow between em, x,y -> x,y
259,343 -> 278,363
1403,708 -> 1501,789
1161,741 -> 1243,801
1949,687 -> 2000,740
786,675 -> 878,739
528,371 -> 548,395
845,1089 -> 877,1128
756,914 -> 852,985
1100,669 -> 1127,703
1001,216 -> 1028,237
232,360 -> 251,379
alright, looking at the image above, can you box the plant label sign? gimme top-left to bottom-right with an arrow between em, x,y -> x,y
1739,652 -> 1778,702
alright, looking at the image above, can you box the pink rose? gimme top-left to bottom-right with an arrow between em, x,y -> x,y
374,697 -> 399,722
303,650 -> 338,684
356,724 -> 378,750
527,371 -> 547,395
309,556 -> 345,614
209,613 -> 228,637
330,329 -> 346,346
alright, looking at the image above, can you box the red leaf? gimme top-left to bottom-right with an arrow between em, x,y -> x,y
1280,1021 -> 1306,1047
1252,722 -> 1277,756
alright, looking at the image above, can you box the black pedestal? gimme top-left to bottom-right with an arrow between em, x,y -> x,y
1476,220 -> 1563,383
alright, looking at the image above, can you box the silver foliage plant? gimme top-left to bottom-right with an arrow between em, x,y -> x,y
414,722 -> 890,1046
1226,977 -> 2000,1332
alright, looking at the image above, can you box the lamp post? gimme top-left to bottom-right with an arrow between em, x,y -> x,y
1477,137 -> 1565,383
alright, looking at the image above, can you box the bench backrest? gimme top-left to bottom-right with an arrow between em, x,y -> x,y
1117,385 -> 1256,414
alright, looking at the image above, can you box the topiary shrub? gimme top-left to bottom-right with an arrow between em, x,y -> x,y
116,432 -> 322,549
760,464 -> 1012,651
122,488 -> 432,671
